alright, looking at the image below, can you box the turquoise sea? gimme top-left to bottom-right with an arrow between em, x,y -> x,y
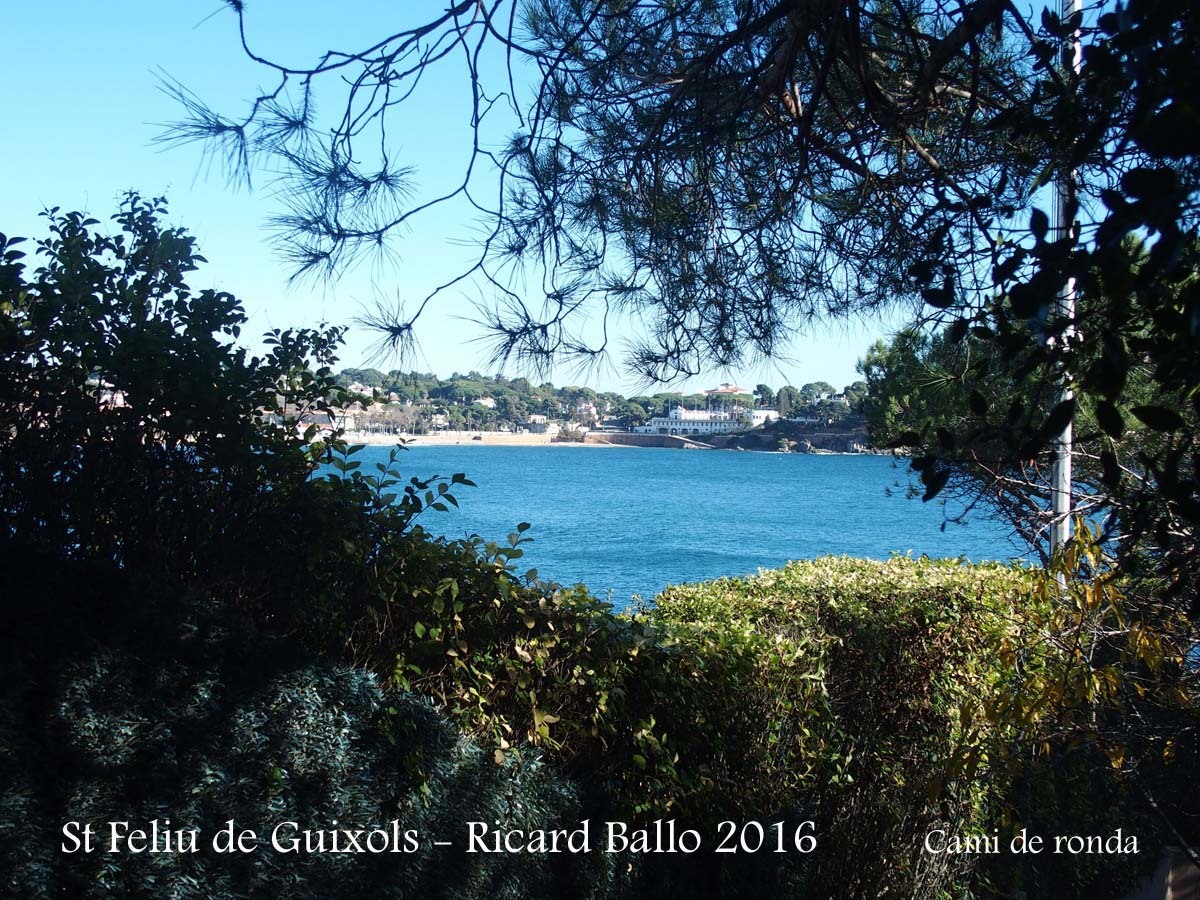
358,444 -> 1027,606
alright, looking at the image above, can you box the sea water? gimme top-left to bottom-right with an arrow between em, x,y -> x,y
353,444 -> 1027,606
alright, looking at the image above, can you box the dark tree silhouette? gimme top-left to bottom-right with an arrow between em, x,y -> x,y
161,0 -> 1044,378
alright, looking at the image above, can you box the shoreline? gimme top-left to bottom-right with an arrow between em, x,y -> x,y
344,431 -> 585,447
341,430 -> 880,455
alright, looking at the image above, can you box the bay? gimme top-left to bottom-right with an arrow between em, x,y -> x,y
359,444 -> 1027,606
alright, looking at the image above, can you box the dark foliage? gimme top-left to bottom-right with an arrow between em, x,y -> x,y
0,548 -> 616,900
891,0 -> 1200,606
0,194 -> 347,586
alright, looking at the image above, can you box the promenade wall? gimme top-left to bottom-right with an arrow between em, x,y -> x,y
583,432 -> 713,449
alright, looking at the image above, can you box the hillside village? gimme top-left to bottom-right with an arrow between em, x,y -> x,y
324,370 -> 869,447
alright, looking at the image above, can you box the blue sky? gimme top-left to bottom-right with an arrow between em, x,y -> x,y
2,1 -> 900,394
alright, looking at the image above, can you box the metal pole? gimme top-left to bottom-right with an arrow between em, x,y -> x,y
1049,0 -> 1082,558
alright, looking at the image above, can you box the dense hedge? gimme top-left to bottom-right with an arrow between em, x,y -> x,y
366,547 -> 1174,898
644,558 -> 1040,897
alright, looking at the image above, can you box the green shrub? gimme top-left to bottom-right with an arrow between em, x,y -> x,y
0,554 -> 621,900
642,557 -> 1038,896
0,196 -> 625,899
330,543 -> 1054,896
0,197 -> 339,580
0,196 -> 485,632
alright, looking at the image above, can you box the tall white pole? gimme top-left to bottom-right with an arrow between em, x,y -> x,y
1049,0 -> 1082,558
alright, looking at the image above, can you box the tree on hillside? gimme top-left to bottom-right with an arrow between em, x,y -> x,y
754,384 -> 775,409
800,381 -> 836,404
842,381 -> 868,411
338,367 -> 386,389
775,386 -> 801,419
494,393 -> 526,426
619,400 -> 649,429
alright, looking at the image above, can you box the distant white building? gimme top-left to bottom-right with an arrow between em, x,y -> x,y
636,405 -> 772,436
332,401 -> 367,431
520,414 -> 557,434
704,382 -> 750,396
572,399 -> 599,422
474,396 -> 496,409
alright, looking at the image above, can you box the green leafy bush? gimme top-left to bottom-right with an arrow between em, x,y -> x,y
643,558 -> 1037,896
0,195 -> 488,651
328,538 -> 1078,896
393,550 -> 1176,898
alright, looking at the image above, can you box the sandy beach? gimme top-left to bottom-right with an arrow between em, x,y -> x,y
343,430 -> 565,447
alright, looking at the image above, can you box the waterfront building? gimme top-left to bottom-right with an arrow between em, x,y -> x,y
520,414 -> 558,435
635,405 -> 776,436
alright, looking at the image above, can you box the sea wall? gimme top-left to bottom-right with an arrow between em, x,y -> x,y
346,428 -> 870,452
699,427 -> 871,453
583,432 -> 713,449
